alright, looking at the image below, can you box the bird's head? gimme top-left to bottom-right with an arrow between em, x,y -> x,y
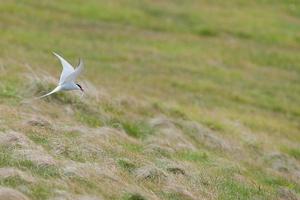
76,83 -> 84,92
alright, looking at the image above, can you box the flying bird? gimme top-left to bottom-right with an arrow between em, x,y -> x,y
38,52 -> 84,98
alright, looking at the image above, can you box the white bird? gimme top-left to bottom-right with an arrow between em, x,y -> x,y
38,52 -> 84,98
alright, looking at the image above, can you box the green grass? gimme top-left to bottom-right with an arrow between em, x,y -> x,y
29,184 -> 53,200
0,0 -> 299,199
122,193 -> 146,200
75,111 -> 103,127
0,176 -> 28,188
122,121 -> 154,138
27,132 -> 50,146
0,177 -> 53,200
121,143 -> 144,153
109,120 -> 155,138
282,147 -> 300,161
117,158 -> 137,172
162,192 -> 188,200
0,147 -> 60,179
17,160 -> 61,178
218,178 -> 264,200
175,150 -> 210,164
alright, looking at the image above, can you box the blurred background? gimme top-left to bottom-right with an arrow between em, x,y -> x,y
0,0 -> 299,200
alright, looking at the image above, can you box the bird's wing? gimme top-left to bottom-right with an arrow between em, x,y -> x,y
53,52 -> 75,84
63,58 -> 84,83
37,86 -> 61,99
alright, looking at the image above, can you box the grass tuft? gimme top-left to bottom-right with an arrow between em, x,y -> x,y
196,28 -> 219,37
110,120 -> 154,138
283,148 -> 300,161
122,193 -> 146,200
117,158 -> 137,172
75,111 -> 103,127
176,150 -> 209,164
0,0 -> 299,199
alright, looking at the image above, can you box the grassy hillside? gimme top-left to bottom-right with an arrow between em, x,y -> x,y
0,0 -> 299,199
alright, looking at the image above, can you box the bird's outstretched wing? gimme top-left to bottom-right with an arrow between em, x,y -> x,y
64,59 -> 84,83
53,52 -> 75,84
37,86 -> 61,99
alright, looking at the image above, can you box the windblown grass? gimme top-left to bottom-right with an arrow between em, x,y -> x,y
0,0 -> 299,199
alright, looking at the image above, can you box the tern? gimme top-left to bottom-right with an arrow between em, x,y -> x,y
38,52 -> 84,98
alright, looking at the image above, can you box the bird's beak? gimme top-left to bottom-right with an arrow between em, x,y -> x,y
80,88 -> 84,92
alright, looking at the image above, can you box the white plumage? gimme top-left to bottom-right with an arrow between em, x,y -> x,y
38,52 -> 84,99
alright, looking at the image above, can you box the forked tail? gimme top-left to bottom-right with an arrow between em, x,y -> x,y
37,86 -> 61,99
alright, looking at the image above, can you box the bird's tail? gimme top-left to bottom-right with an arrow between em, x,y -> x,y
37,86 -> 61,99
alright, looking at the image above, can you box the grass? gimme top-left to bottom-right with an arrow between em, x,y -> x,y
218,178 -> 263,200
122,193 -> 146,200
27,132 -> 49,146
175,150 -> 210,164
0,177 -> 53,200
0,176 -> 28,188
121,121 -> 154,138
17,160 -> 61,178
29,184 -> 52,200
0,147 -> 60,179
121,143 -> 144,153
0,0 -> 299,199
117,158 -> 137,172
282,147 -> 300,161
75,111 -> 103,127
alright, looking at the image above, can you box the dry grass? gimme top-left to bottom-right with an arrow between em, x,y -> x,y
0,73 -> 298,199
0,0 -> 299,199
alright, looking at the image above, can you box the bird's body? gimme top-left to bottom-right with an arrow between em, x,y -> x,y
61,82 -> 79,91
38,52 -> 84,98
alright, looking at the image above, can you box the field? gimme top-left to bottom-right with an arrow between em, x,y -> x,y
0,0 -> 300,199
